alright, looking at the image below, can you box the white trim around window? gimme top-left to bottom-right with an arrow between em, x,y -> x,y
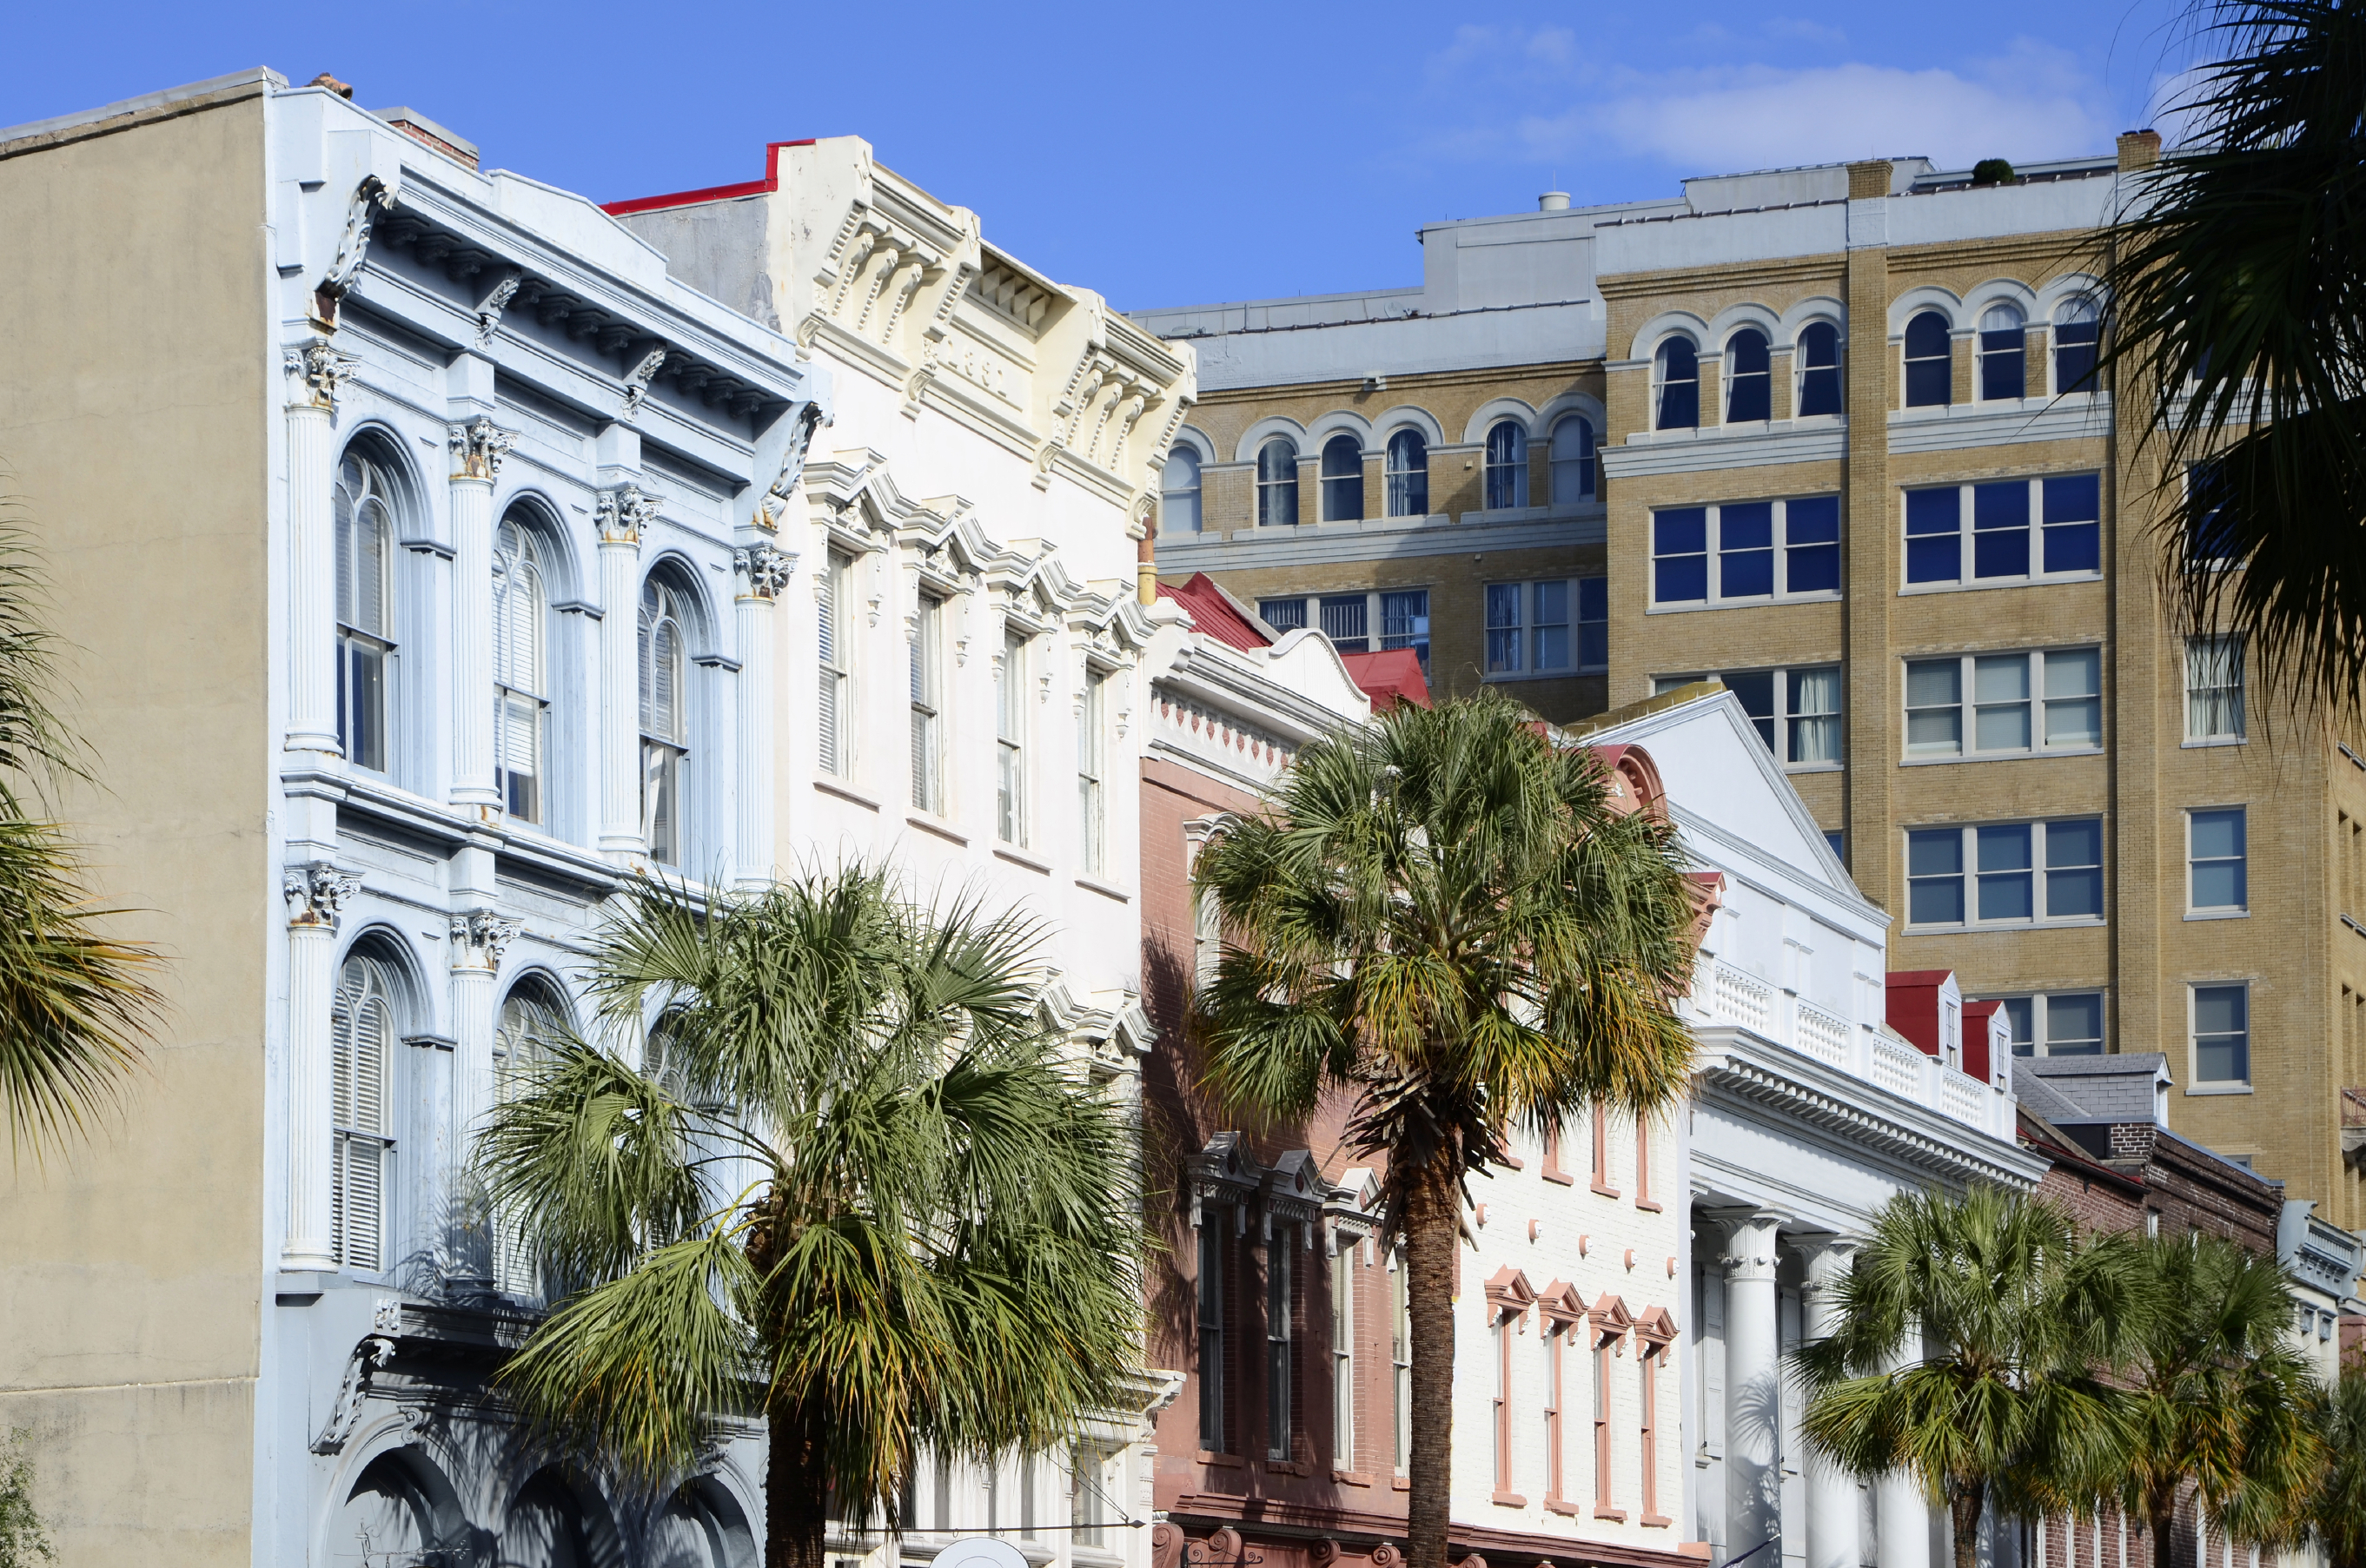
1259,588 -> 1432,672
2184,805 -> 2248,918
1981,990 -> 2106,1058
2187,981 -> 2252,1091
1649,494 -> 1841,609
1902,646 -> 2102,763
1904,817 -> 2104,930
1486,576 -> 1606,680
1901,473 -> 2102,592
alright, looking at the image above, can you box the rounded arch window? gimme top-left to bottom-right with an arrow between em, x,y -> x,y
494,510 -> 553,825
1549,414 -> 1596,503
331,950 -> 400,1272
334,449 -> 400,773
1385,428 -> 1429,517
1483,420 -> 1529,509
2054,297 -> 2101,393
1978,303 -> 2027,401
1903,309 -> 1953,407
1256,437 -> 1299,527
1161,447 -> 1203,534
1654,337 -> 1700,430
1319,434 -> 1364,522
639,576 -> 693,866
1725,329 -> 1772,422
1796,321 -> 1843,417
493,976 -> 568,1299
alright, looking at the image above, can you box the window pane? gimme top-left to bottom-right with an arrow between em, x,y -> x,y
1905,312 -> 1953,407
1486,584 -> 1523,673
1656,339 -> 1700,429
2043,649 -> 2103,745
1787,667 -> 1842,765
1972,655 -> 2031,751
1998,996 -> 2036,1055
1977,824 -> 2033,921
2190,808 -> 2246,910
1786,495 -> 1840,544
1654,509 -> 1708,603
1905,660 -> 1963,755
1907,829 -> 1965,924
1972,482 -> 2031,579
1719,502 -> 1775,599
1320,594 -> 1369,652
1783,496 -> 1842,593
1905,488 -> 1962,583
2046,993 -> 2104,1055
1726,330 -> 1771,422
2189,807 -> 2244,862
1576,577 -> 1607,670
2193,984 -> 2249,1082
1723,670 -> 1775,751
1979,331 -> 2026,401
2041,475 -> 2102,574
1260,598 -> 1308,632
1905,659 -> 1962,708
1381,589 -> 1430,671
1533,580 -> 1569,671
2045,818 -> 2104,918
2194,984 -> 2247,1035
1385,430 -> 1429,517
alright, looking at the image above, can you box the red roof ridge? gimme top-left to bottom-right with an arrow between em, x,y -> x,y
603,140 -> 818,217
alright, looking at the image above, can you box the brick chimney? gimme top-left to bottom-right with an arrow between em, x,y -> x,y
1846,160 -> 1893,201
2117,129 -> 2162,172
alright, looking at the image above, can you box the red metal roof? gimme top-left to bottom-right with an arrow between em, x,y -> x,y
1156,573 -> 1271,652
601,140 -> 816,217
1338,648 -> 1432,710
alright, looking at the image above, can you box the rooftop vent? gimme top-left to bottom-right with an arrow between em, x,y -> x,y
1538,190 -> 1571,211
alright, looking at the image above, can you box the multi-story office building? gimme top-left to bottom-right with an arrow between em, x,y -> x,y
1133,139 -> 2366,1280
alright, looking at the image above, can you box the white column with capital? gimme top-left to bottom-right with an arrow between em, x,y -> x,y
1714,1208 -> 1786,1565
282,863 -> 358,1269
732,542 -> 793,890
283,341 -> 355,755
1876,1333 -> 1932,1568
447,417 -> 513,815
445,908 -> 517,1288
1799,1236 -> 1861,1568
596,486 -> 653,857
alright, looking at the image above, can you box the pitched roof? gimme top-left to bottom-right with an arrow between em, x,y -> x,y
1337,648 -> 1432,710
1156,572 -> 1270,652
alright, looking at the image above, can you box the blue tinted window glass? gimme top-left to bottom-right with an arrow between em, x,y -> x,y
1972,482 -> 2031,578
1786,497 -> 1840,544
2045,520 -> 2101,574
1654,509 -> 1707,555
1973,481 -> 2030,532
1576,576 -> 1607,620
1720,503 -> 1775,599
1723,670 -> 1776,751
1656,558 -> 1707,602
1905,488 -> 1961,584
2042,474 -> 2099,523
1906,489 -> 1961,533
1720,503 -> 1773,551
1787,544 -> 1840,594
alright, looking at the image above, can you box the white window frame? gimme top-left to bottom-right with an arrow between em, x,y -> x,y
1256,438 -> 1300,528
1794,321 -> 1844,418
1331,1234 -> 1355,1471
493,513 -> 551,826
1162,447 -> 1203,535
330,954 -> 397,1274
2183,634 -> 2246,744
1976,302 -> 2027,403
2188,981 -> 2253,1091
2185,805 -> 2249,918
1901,646 -> 2103,763
818,551 -> 853,777
2051,301 -> 2101,396
639,577 -> 692,868
1903,817 -> 2106,931
335,451 -> 400,776
1980,990 -> 2107,1057
1077,664 -> 1108,877
1653,666 -> 1843,771
1647,496 -> 1843,609
1259,589 -> 1431,671
997,628 -> 1029,848
1901,474 -> 2104,592
1486,576 -> 1607,680
910,592 -> 944,816
1482,420 -> 1529,510
1319,433 -> 1365,522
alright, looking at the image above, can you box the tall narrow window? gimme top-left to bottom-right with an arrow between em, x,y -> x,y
1331,1239 -> 1355,1470
1384,429 -> 1429,517
1484,420 -> 1529,509
1594,1335 -> 1614,1505
818,552 -> 852,776
1639,1344 -> 1662,1521
639,579 -> 690,865
1071,1449 -> 1108,1548
1391,1260 -> 1411,1473
331,954 -> 396,1273
2189,808 -> 2248,912
1978,303 -> 2027,400
1590,1105 -> 1614,1195
2192,983 -> 2250,1084
1725,328 -> 1771,422
1904,310 -> 1953,407
1634,1115 -> 1653,1207
493,515 -> 549,824
997,631 -> 1027,846
1654,338 -> 1700,429
1787,667 -> 1843,765
1549,415 -> 1596,502
494,982 -> 562,1298
1321,594 -> 1369,652
334,453 -> 397,773
1796,321 -> 1842,416
1162,447 -> 1203,534
2186,635 -> 2246,740
910,594 -> 942,814
1320,434 -> 1364,521
1267,1244 -> 1293,1461
1256,438 -> 1299,526
1078,666 -> 1108,876
1544,1324 -> 1565,1502
1492,1313 -> 1513,1492
1486,583 -> 1524,674
1198,1224 -> 1226,1452
2054,299 -> 2100,393
1380,589 -> 1431,672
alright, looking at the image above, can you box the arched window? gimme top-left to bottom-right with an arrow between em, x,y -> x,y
1320,434 -> 1365,522
1384,429 -> 1429,517
331,952 -> 398,1273
2054,298 -> 2101,393
1549,415 -> 1596,504
1978,303 -> 2026,401
1161,447 -> 1202,534
494,979 -> 567,1299
493,513 -> 550,825
1796,322 -> 1843,417
1484,420 -> 1528,509
1725,329 -> 1771,423
639,577 -> 691,866
334,451 -> 398,773
1256,438 -> 1299,527
1903,310 -> 1953,407
1654,338 -> 1700,430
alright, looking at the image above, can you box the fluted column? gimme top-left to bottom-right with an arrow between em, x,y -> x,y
732,543 -> 794,889
282,863 -> 359,1269
445,908 -> 518,1288
1713,1208 -> 1786,1565
596,486 -> 654,857
1799,1236 -> 1861,1568
283,341 -> 355,756
447,418 -> 514,814
1876,1333 -> 1932,1568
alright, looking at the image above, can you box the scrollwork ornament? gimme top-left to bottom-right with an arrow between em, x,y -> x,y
734,544 -> 797,600
474,269 -> 523,347
595,483 -> 659,546
755,401 -> 827,531
284,339 -> 359,412
447,417 -> 515,482
283,863 -> 361,931
447,909 -> 521,972
620,347 -> 668,420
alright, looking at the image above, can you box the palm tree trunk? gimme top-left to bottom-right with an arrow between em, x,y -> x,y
1403,1156 -> 1459,1568
2148,1497 -> 2177,1568
1950,1484 -> 1985,1568
767,1398 -> 829,1568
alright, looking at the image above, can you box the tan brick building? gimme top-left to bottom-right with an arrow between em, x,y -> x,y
1133,142 -> 2366,1279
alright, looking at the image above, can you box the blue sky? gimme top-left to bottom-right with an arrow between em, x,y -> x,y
6,0 -> 2194,312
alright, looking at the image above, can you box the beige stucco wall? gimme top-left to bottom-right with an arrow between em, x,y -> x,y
0,86 -> 273,1564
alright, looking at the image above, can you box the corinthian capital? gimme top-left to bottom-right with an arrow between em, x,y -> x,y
447,909 -> 521,972
283,339 -> 360,412
595,483 -> 659,546
447,417 -> 516,483
734,543 -> 798,600
283,863 -> 361,931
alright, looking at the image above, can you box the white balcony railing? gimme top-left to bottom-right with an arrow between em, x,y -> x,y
1692,956 -> 2011,1138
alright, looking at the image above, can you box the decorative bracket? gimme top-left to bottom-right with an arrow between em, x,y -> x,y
754,401 -> 827,531
620,347 -> 668,420
315,174 -> 397,327
311,1333 -> 398,1453
473,268 -> 524,348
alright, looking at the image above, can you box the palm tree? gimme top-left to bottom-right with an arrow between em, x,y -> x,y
2116,1233 -> 2323,1568
0,484 -> 163,1160
473,865 -> 1145,1568
1190,692 -> 1699,1568
2100,0 -> 2366,713
1796,1186 -> 2141,1568
2310,1359 -> 2366,1568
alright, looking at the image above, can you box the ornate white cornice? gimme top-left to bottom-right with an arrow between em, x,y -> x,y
447,909 -> 521,973
447,416 -> 516,482
283,863 -> 361,932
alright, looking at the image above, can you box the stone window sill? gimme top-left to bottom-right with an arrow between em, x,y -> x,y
1492,1491 -> 1527,1508
1594,1505 -> 1629,1523
1196,1451 -> 1244,1468
813,775 -> 880,811
993,844 -> 1053,876
1545,1498 -> 1581,1517
906,811 -> 968,847
1077,875 -> 1133,903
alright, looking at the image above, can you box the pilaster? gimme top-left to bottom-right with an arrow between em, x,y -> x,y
1841,179 -> 1892,901
732,542 -> 795,890
596,482 -> 655,859
282,861 -> 359,1270
283,340 -> 355,757
447,414 -> 514,815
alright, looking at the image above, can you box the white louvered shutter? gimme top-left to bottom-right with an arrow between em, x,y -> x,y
817,565 -> 838,774
353,501 -> 386,638
346,991 -> 388,1272
329,980 -> 355,1264
334,474 -> 356,626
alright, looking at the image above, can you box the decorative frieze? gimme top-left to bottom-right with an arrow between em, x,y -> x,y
447,416 -> 515,482
282,863 -> 361,931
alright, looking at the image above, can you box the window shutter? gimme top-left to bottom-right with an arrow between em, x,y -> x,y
354,501 -> 387,637
817,572 -> 838,775
330,982 -> 355,1264
348,991 -> 388,1272
638,606 -> 656,733
653,625 -> 680,741
334,480 -> 355,626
